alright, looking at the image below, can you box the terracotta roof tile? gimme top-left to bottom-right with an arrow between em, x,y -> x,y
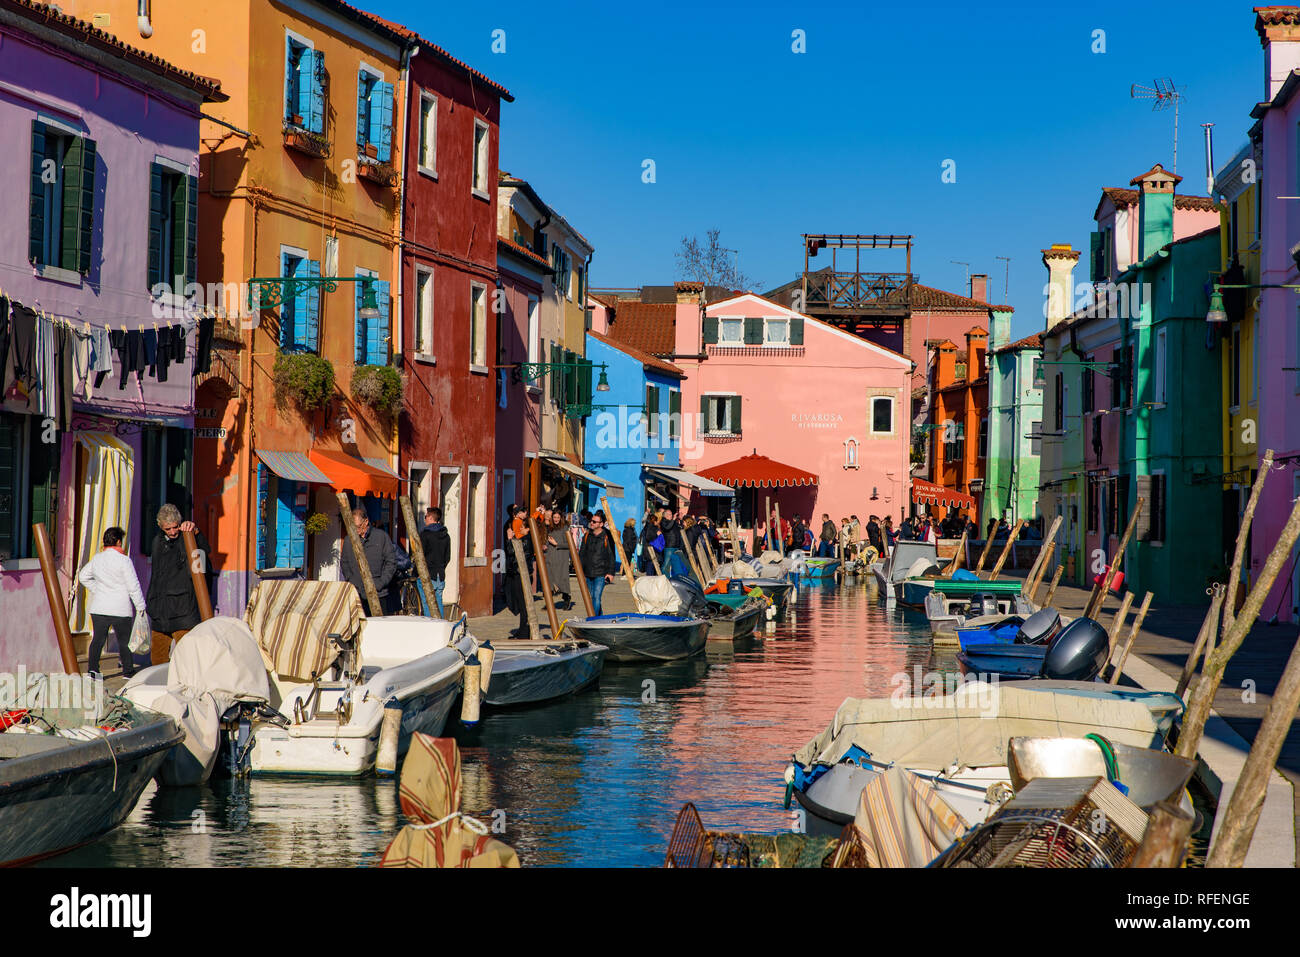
497,236 -> 548,268
991,332 -> 1044,354
874,283 -> 1011,313
2,0 -> 225,99
588,330 -> 684,379
1099,186 -> 1220,212
606,301 -> 677,356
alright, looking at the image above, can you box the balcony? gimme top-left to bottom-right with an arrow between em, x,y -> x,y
284,123 -> 330,159
358,155 -> 398,188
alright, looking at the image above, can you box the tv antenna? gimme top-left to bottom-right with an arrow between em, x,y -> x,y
995,256 -> 1011,300
950,260 -> 970,286
1131,78 -> 1183,173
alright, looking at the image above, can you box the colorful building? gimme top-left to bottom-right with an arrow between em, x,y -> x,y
926,327 -> 989,524
393,27 -> 510,616
985,331 -> 1044,526
0,0 -> 222,667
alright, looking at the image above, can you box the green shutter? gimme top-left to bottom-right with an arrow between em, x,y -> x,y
148,164 -> 164,289
170,174 -> 187,288
29,122 -> 46,265
0,415 -> 17,559
702,315 -> 719,344
1134,474 -> 1152,541
61,136 -> 96,274
28,424 -> 59,548
185,174 -> 198,287
1089,232 -> 1102,282
743,317 -> 762,345
789,316 -> 804,345
669,389 -> 681,440
550,342 -> 561,404
730,396 -> 742,434
579,358 -> 593,409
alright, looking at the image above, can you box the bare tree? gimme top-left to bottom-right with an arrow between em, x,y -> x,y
675,229 -> 756,291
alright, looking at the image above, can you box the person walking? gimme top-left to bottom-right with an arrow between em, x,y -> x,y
146,504 -> 211,666
639,511 -> 663,575
419,506 -> 451,617
622,518 -> 639,575
341,506 -> 398,617
502,507 -> 533,637
578,509 -> 619,615
818,513 -> 837,558
77,526 -> 146,679
543,510 -> 572,609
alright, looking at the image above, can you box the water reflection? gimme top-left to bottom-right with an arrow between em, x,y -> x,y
48,581 -> 941,868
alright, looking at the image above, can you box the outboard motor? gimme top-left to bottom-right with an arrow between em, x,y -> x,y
966,592 -> 998,619
1040,617 -> 1109,681
1016,607 -> 1062,646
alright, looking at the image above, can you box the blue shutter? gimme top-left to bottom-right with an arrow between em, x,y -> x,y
304,259 -> 321,352
284,38 -> 295,121
309,50 -> 326,135
356,71 -> 369,148
372,280 -> 390,364
354,279 -> 365,365
275,479 -> 306,568
256,464 -> 270,568
279,251 -> 296,349
296,48 -> 313,125
376,81 -> 395,162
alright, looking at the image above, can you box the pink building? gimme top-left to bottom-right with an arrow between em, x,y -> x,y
606,292 -> 911,537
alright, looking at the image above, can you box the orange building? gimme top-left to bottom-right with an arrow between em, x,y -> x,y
927,327 -> 989,523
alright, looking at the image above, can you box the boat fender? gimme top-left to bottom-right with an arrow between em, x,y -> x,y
783,764 -> 796,809
477,640 -> 495,694
376,699 -> 402,776
460,654 -> 482,727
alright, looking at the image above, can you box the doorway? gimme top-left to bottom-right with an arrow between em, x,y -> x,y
439,467 -> 462,605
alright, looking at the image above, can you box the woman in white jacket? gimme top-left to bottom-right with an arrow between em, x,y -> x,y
77,526 -> 146,678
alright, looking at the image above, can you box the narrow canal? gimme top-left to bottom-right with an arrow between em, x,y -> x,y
46,581 -> 950,868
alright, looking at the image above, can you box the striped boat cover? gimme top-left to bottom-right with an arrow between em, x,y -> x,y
70,432 -> 135,633
243,580 -> 362,681
378,734 -> 519,868
851,766 -> 964,868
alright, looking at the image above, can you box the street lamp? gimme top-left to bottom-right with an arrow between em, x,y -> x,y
358,281 -> 380,320
1205,287 -> 1228,324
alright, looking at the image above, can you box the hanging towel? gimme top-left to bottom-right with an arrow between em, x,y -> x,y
7,304 -> 38,400
193,315 -> 215,376
56,323 -> 74,430
35,315 -> 56,419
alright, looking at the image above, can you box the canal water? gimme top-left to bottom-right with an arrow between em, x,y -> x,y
46,581 -> 949,868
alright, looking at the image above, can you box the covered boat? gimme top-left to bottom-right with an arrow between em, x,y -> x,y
870,541 -> 939,600
481,638 -> 607,708
563,613 -> 710,663
0,691 -> 182,865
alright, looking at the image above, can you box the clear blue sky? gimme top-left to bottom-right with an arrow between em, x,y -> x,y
368,0 -> 1263,339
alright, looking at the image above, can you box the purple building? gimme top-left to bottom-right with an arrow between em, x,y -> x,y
0,0 -> 223,670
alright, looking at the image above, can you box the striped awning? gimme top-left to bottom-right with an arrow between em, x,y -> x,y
543,455 -> 624,498
76,431 -> 132,456
255,449 -> 332,485
309,449 -> 400,498
911,477 -> 976,510
645,466 -> 735,498
363,456 -> 400,478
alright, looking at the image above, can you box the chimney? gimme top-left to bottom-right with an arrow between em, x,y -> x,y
966,327 -> 988,380
1131,163 -> 1179,261
934,340 -> 958,388
989,308 -> 1012,351
1041,244 -> 1080,329
674,281 -> 703,304
1257,6 -> 1300,100
969,273 -> 988,303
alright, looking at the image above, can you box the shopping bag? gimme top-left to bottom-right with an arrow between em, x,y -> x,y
128,612 -> 151,655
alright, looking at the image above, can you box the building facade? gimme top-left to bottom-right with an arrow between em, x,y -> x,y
985,332 -> 1044,526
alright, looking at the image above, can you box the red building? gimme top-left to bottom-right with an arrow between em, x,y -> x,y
395,29 -> 511,616
927,327 -> 988,522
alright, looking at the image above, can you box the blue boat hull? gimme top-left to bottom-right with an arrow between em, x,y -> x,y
957,642 -> 1046,678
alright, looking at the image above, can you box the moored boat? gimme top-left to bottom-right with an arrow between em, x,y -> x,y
704,596 -> 765,640
803,558 -> 840,580
481,638 -> 607,708
563,613 -> 710,662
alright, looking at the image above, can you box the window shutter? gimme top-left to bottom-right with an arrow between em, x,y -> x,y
357,72 -> 369,147
700,394 -> 708,433
1089,232 -> 1102,282
305,259 -> 321,351
61,136 -> 96,274
148,163 -> 164,288
311,51 -> 326,135
669,389 -> 681,439
377,81 -> 395,163
279,252 -> 294,349
564,350 -> 578,407
276,479 -> 306,568
284,38 -> 295,120
550,342 -> 560,404
730,395 -> 742,434
579,358 -> 593,408
374,280 -> 391,365
256,464 -> 269,567
1135,474 -> 1152,541
0,416 -> 17,559
169,174 -> 187,288
27,424 -> 58,546
744,317 -> 761,345
702,315 -> 718,344
789,316 -> 804,345
297,48 -> 314,126
29,121 -> 46,265
354,279 -> 366,365
185,174 -> 198,288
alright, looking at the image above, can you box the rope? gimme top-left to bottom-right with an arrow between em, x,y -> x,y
410,811 -> 489,835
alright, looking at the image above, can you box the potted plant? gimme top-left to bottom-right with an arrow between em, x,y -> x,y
304,511 -> 331,536
351,363 -> 404,418
272,352 -> 336,414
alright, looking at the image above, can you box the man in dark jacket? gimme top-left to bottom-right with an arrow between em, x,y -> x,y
419,506 -> 451,617
146,504 -> 212,665
341,506 -> 398,616
818,514 -> 837,557
578,510 -> 619,614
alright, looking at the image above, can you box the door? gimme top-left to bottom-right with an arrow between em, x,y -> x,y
500,470 -> 516,552
439,468 -> 462,604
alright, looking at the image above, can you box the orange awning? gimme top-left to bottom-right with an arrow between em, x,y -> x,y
911,477 -> 975,510
308,449 -> 400,498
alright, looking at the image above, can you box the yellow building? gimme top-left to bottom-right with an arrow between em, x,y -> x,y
76,0 -> 408,611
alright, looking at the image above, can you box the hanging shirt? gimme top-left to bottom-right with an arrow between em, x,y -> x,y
7,304 -> 38,400
193,315 -> 215,376
73,329 -> 94,401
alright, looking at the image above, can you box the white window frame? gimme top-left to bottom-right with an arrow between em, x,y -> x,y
472,118 -> 490,200
1154,327 -> 1168,407
526,296 -> 541,388
763,316 -> 790,347
464,466 -> 489,564
418,91 -> 437,178
870,396 -> 895,435
469,282 -> 488,373
409,462 -> 432,517
717,315 -> 744,345
414,265 -> 435,362
356,62 -> 386,150
702,392 -> 739,436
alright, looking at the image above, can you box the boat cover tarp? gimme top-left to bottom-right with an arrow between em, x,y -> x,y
633,576 -> 686,615
244,580 -> 363,681
715,561 -> 760,579
147,616 -> 271,786
379,734 -> 519,868
851,766 -> 964,868
792,685 -> 1162,774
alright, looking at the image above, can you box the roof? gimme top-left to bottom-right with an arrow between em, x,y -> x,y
991,332 -> 1044,354
588,330 -> 684,379
606,301 -> 678,356
0,0 -> 226,101
498,172 -> 592,251
1256,6 -> 1300,39
697,453 -> 818,489
1129,163 -> 1183,186
1097,187 -> 1220,214
327,3 -> 513,101
871,282 -> 1015,313
497,236 -> 548,269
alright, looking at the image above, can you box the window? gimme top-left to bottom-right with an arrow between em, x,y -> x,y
148,162 -> 197,294
978,417 -> 989,458
354,269 -> 390,366
764,317 -> 789,346
418,92 -> 437,174
551,245 -> 571,296
472,119 -> 490,196
356,68 -> 395,162
576,265 -> 586,305
701,394 -> 741,435
1053,374 -> 1063,431
1229,327 -> 1241,408
1086,474 -> 1100,533
871,396 -> 894,434
409,464 -> 431,517
256,465 -> 307,570
414,267 -> 433,356
284,34 -> 325,134
470,284 -> 488,369
719,318 -> 744,344
1138,472 -> 1166,544
279,249 -> 321,352
668,389 -> 681,441
466,468 -> 487,559
1029,420 -> 1042,455
28,121 -> 96,274
1108,475 -> 1130,536
0,413 -> 59,562
1110,347 -> 1132,409
645,384 -> 660,438
526,296 -> 540,367
944,424 -> 965,463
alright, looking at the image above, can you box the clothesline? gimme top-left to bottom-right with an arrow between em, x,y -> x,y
0,284 -> 203,336
0,259 -> 221,326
